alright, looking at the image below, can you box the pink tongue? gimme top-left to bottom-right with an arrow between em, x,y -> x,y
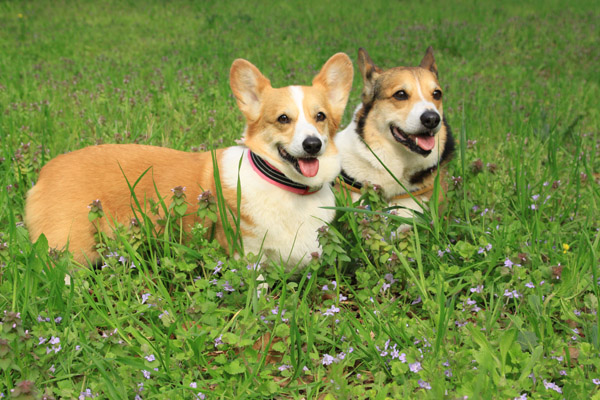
298,158 -> 319,177
416,135 -> 436,151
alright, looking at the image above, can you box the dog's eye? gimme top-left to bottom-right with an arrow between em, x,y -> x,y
393,90 -> 408,101
277,114 -> 290,124
432,90 -> 442,100
316,112 -> 326,122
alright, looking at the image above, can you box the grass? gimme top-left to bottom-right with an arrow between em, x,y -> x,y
1,0 -> 599,398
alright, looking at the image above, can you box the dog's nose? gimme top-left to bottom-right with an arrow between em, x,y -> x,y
420,111 -> 441,129
302,136 -> 322,155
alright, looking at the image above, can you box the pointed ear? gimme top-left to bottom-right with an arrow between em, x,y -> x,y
312,52 -> 354,125
419,46 -> 438,77
229,59 -> 272,122
357,48 -> 382,103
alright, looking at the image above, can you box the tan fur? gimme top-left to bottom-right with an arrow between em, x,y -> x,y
335,47 -> 454,217
26,54 -> 354,266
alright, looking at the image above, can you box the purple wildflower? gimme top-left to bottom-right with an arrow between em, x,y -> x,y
593,378 -> 600,385
322,354 -> 336,365
222,281 -> 235,292
145,354 -> 155,362
504,258 -> 514,268
190,382 -> 197,389
141,293 -> 151,304
525,282 -> 535,288
278,364 -> 292,371
142,370 -> 151,379
214,335 -> 223,348
543,379 -> 562,393
418,379 -> 431,390
409,361 -> 422,373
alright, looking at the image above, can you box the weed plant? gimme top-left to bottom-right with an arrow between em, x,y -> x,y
0,0 -> 599,398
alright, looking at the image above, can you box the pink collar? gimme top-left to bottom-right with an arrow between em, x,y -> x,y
247,150 -> 320,195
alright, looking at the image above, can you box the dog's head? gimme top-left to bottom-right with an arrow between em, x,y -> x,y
230,53 -> 353,186
357,47 -> 444,157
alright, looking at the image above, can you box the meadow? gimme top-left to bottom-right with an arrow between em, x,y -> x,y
0,0 -> 599,398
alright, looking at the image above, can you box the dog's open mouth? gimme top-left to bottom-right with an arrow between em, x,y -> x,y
278,146 -> 319,177
390,125 -> 435,155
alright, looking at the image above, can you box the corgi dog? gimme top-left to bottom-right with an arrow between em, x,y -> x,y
335,47 -> 455,218
25,53 -> 353,269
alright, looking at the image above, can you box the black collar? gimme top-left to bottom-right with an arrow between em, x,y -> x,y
248,151 -> 320,195
339,169 -> 363,190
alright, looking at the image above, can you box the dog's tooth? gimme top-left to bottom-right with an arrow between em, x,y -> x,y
415,137 -> 419,146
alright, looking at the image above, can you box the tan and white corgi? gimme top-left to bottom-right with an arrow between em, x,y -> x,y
335,47 -> 454,217
25,53 -> 353,269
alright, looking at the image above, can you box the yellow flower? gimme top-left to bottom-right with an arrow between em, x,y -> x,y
562,243 -> 570,253
17,13 -> 23,18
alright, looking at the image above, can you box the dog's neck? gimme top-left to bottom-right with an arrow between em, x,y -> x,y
247,150 -> 321,195
336,104 -> 443,199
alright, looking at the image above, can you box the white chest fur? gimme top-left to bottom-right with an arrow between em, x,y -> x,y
220,147 -> 335,270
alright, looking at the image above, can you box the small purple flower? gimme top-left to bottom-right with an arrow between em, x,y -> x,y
504,258 -> 514,268
593,378 -> 600,385
322,305 -> 340,317
209,279 -> 218,285
216,292 -> 223,298
381,282 -> 391,292
409,361 -> 422,373
559,370 -> 567,376
49,336 -> 60,345
470,285 -> 483,293
543,379 -> 562,393
444,369 -> 453,377
214,334 -> 223,348
525,282 -> 535,288
322,354 -> 336,365
38,336 -> 47,345
384,273 -> 396,283
196,393 -> 205,400
145,354 -> 155,362
339,293 -> 347,301
418,379 -> 431,390
142,370 -> 151,379
437,249 -> 445,257
158,310 -> 169,319
49,364 -> 55,373
190,382 -> 197,389
141,293 -> 151,304
118,256 -> 126,264
278,364 -> 291,371
399,353 -> 407,363
222,281 -> 235,292
485,243 -> 492,251
411,296 -> 422,305
213,262 -> 222,275
55,316 -> 62,323
532,194 -> 540,201
331,280 -> 337,289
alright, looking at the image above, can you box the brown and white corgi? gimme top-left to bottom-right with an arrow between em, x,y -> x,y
335,47 -> 454,217
25,53 -> 353,269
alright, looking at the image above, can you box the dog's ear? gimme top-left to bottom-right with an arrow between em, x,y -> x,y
230,59 -> 272,122
419,46 -> 438,77
312,52 -> 354,126
357,48 -> 382,103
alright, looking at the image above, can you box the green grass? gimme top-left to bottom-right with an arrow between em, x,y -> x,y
1,0 -> 599,398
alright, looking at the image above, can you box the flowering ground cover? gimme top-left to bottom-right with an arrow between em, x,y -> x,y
0,0 -> 599,398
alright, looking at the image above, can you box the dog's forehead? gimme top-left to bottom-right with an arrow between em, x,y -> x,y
378,67 -> 439,91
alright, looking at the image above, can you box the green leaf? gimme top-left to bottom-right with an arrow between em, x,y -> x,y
224,359 -> 245,375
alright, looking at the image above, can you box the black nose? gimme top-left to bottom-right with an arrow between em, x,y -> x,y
420,111 -> 440,129
302,136 -> 322,155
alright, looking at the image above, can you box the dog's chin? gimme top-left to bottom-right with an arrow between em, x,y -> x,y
389,125 -> 436,157
277,146 -> 321,180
